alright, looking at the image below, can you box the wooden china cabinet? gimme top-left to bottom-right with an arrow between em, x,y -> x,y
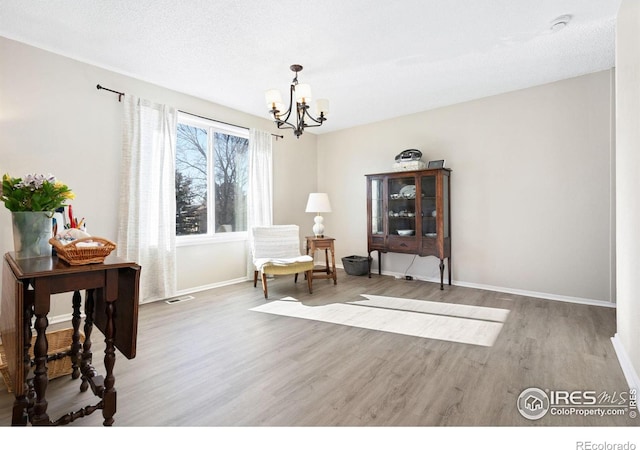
365,168 -> 451,289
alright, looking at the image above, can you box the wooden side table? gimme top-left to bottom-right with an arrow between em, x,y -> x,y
1,252 -> 140,426
305,236 -> 337,285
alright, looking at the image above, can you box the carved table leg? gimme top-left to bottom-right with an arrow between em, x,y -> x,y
80,289 -> 96,393
71,290 -> 83,379
12,395 -> 29,426
11,303 -> 33,426
102,300 -> 117,426
31,314 -> 50,425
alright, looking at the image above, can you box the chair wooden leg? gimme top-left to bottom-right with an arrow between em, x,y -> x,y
306,269 -> 313,294
253,270 -> 258,287
261,273 -> 269,299
294,273 -> 298,283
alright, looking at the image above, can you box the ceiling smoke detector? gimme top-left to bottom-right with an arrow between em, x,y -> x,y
550,14 -> 572,32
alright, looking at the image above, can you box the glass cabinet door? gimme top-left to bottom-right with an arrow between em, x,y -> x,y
387,176 -> 416,236
370,178 -> 384,235
421,175 -> 437,238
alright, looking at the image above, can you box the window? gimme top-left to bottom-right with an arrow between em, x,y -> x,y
175,113 -> 249,238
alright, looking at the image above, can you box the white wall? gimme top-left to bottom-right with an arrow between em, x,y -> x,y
614,0 -> 640,389
0,37 -> 317,317
318,70 -> 615,304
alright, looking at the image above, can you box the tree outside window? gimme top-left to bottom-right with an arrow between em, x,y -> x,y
175,116 -> 248,237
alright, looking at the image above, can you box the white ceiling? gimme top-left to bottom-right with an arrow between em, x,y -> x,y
0,0 -> 621,134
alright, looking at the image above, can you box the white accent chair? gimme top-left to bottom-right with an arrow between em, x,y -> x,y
251,225 -> 314,299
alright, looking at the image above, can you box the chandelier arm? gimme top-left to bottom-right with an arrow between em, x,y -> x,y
297,103 -> 307,130
273,119 -> 296,131
299,121 -> 323,129
301,107 -> 326,126
274,84 -> 297,127
269,111 -> 296,130
273,114 -> 296,130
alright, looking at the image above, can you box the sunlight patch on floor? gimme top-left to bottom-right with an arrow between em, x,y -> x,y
250,294 -> 510,347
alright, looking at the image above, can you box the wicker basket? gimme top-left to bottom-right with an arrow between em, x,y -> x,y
50,236 -> 116,265
0,328 -> 84,393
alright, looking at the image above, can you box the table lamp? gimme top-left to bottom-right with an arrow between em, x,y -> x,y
305,193 -> 332,237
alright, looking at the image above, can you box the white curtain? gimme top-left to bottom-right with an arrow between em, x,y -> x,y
118,94 -> 178,302
246,128 -> 273,277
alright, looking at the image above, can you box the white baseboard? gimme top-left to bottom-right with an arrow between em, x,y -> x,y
147,276 -> 249,304
44,312 -> 78,327
611,333 -> 640,392
374,269 -> 616,309
45,277 -> 250,325
452,279 -> 616,308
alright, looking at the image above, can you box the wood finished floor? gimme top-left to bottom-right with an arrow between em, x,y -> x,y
0,270 -> 636,427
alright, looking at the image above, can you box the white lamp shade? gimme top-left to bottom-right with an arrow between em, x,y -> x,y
316,98 -> 330,116
295,83 -> 312,104
265,89 -> 283,108
305,193 -> 332,213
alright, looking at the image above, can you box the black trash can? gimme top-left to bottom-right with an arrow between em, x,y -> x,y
341,255 -> 369,276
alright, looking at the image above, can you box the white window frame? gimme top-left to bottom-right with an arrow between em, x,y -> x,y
176,112 -> 249,246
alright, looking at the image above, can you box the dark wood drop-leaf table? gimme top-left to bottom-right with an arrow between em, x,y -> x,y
0,252 -> 140,426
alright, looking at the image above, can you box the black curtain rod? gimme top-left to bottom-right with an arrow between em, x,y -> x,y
96,84 -> 283,139
96,84 -> 124,101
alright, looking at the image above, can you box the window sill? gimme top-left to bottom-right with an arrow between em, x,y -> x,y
177,232 -> 248,247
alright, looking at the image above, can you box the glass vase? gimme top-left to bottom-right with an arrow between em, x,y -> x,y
11,211 -> 53,259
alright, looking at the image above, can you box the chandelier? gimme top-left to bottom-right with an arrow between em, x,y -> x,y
265,64 -> 329,138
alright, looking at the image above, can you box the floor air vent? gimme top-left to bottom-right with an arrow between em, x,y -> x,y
165,295 -> 195,305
